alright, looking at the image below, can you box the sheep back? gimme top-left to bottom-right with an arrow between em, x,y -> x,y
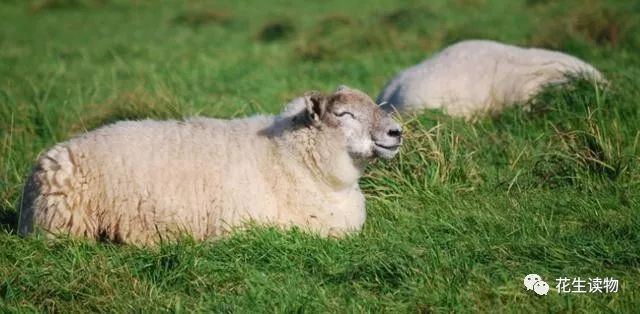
18,117 -> 366,245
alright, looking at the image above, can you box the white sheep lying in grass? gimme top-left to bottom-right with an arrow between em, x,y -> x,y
378,40 -> 605,118
18,86 -> 403,245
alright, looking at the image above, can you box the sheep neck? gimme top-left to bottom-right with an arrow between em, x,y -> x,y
275,126 -> 363,191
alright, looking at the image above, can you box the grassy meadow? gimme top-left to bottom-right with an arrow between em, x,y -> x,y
1,0 -> 639,312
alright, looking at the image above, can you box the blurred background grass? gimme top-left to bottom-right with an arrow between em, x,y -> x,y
0,0 -> 639,312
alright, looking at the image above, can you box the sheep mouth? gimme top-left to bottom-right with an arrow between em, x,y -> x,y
375,143 -> 400,151
373,142 -> 401,158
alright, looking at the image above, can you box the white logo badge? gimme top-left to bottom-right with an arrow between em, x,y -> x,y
524,274 -> 549,296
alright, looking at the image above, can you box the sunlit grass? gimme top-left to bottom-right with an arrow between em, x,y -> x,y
0,0 -> 639,312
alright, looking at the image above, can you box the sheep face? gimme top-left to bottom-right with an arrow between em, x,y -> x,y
306,86 -> 403,160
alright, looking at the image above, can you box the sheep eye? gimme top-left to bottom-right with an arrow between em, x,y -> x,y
334,111 -> 355,119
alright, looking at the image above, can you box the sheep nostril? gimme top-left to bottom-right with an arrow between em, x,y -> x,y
387,129 -> 402,138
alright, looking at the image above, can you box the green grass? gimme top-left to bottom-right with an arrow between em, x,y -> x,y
1,0 -> 639,312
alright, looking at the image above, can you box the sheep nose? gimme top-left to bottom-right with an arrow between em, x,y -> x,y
387,128 -> 402,138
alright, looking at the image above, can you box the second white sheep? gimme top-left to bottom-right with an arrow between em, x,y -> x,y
378,40 -> 605,118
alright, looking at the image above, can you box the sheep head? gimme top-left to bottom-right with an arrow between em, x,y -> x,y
303,85 -> 403,160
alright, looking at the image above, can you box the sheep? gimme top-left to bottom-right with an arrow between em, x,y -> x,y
18,86 -> 403,246
377,40 -> 605,118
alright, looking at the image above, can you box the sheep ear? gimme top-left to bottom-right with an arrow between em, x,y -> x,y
305,93 -> 327,125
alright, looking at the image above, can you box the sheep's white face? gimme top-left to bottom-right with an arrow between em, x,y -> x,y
305,86 -> 403,160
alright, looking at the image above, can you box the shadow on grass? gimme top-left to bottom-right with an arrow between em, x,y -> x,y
172,9 -> 233,29
257,19 -> 295,42
29,0 -> 108,13
0,204 -> 18,234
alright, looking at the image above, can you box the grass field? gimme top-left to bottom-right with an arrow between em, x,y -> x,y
1,0 -> 639,312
